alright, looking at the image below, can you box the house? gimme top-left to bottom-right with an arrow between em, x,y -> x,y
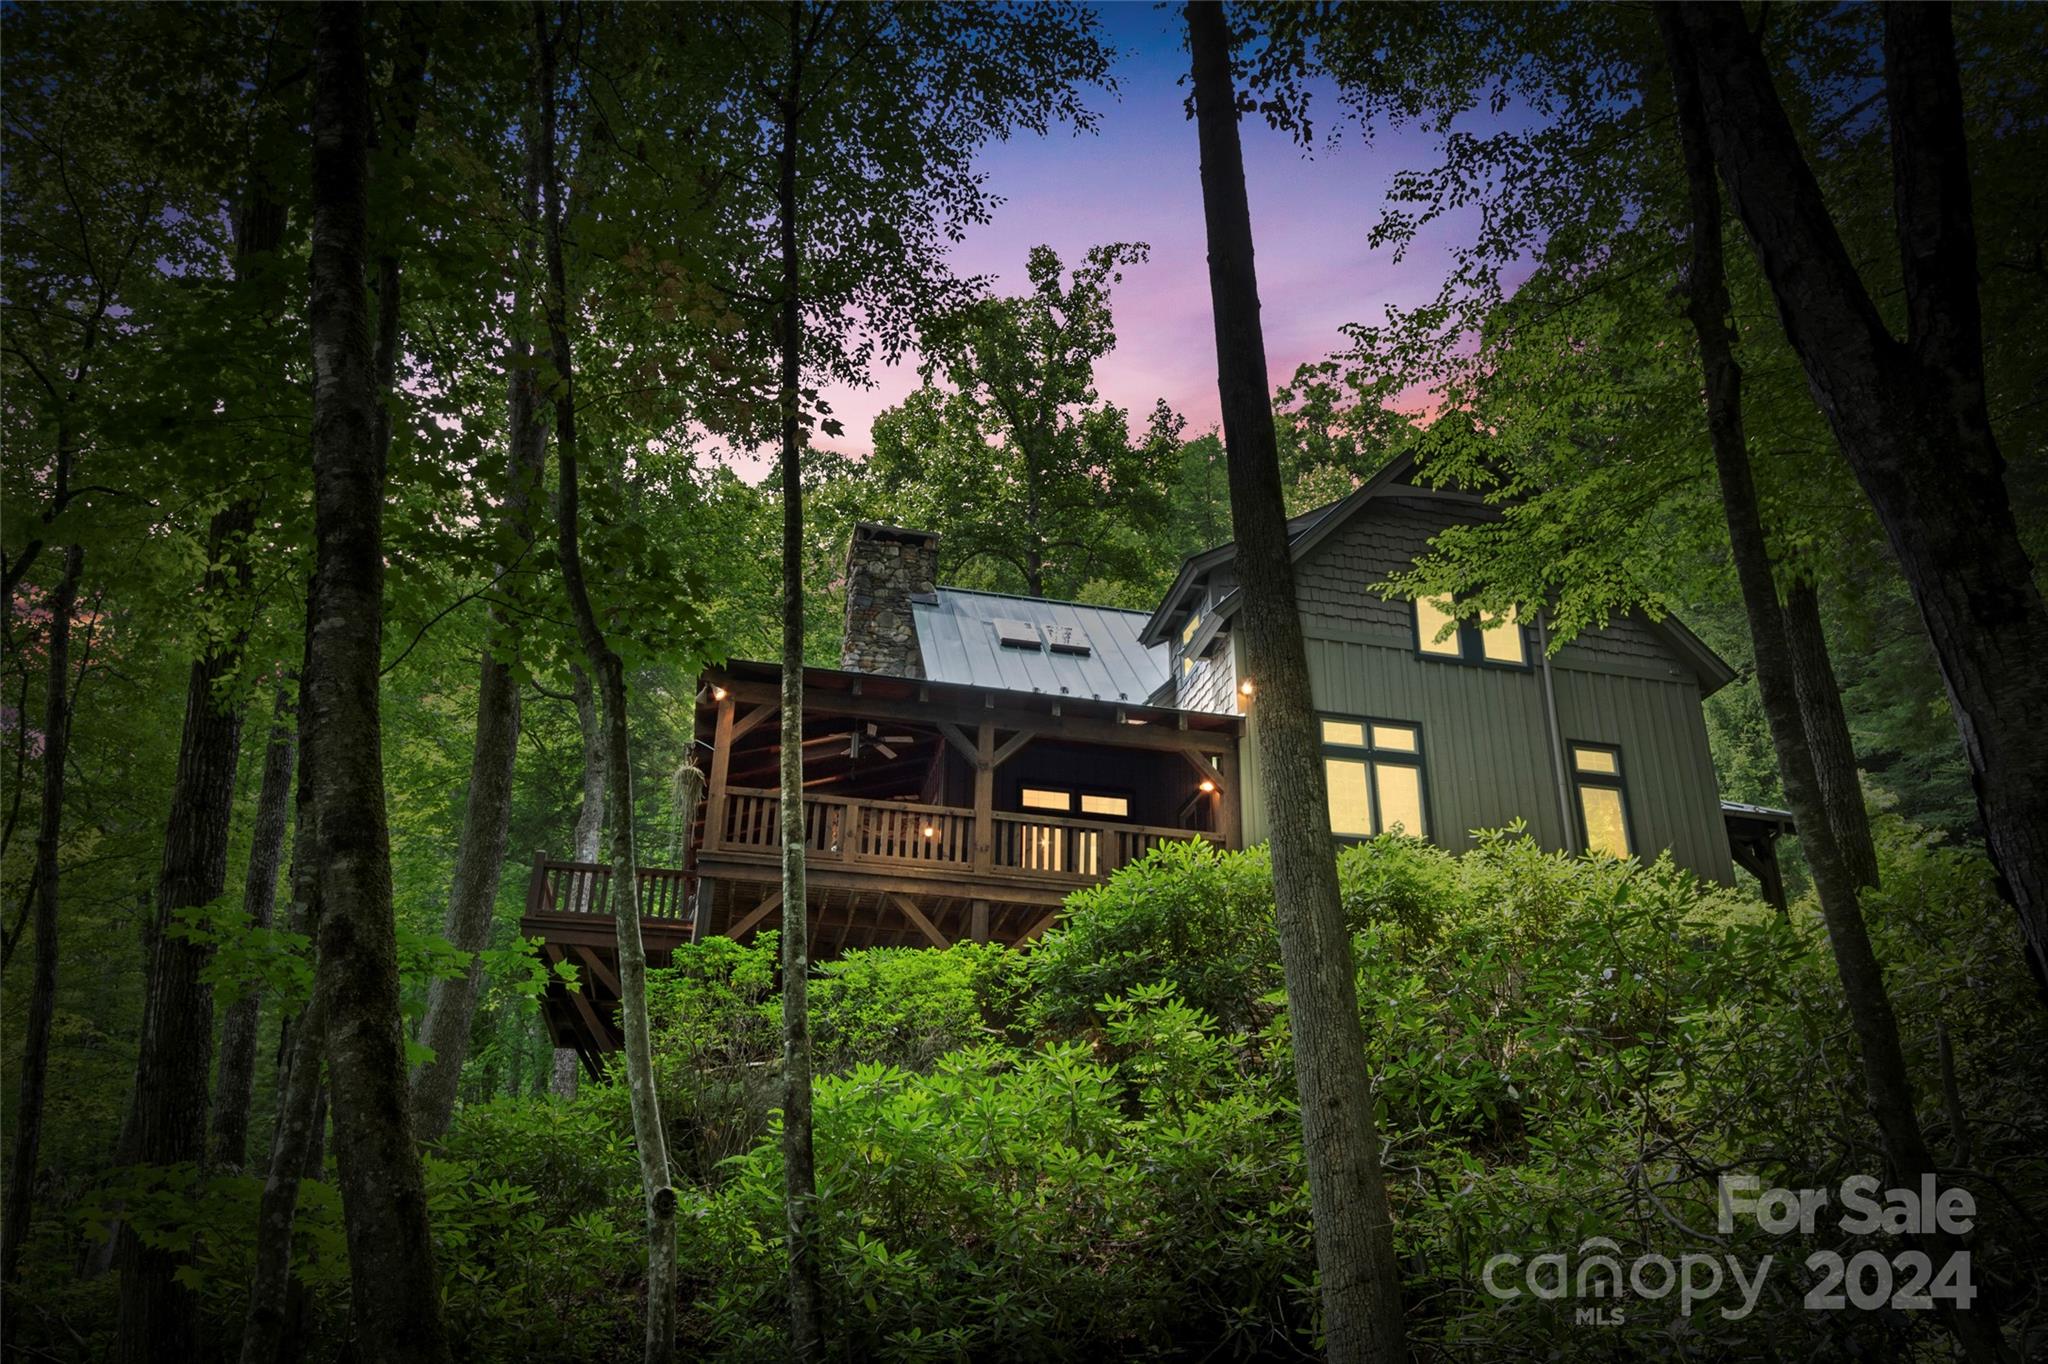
525,453 -> 1784,1073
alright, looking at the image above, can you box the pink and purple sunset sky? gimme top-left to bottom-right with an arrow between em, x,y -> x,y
795,2 -> 1488,467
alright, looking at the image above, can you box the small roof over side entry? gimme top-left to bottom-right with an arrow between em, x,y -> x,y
911,587 -> 1168,704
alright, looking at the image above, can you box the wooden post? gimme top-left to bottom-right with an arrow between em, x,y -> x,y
1216,750 -> 1242,849
971,899 -> 990,944
972,721 -> 994,875
705,694 -> 734,852
525,850 -> 551,914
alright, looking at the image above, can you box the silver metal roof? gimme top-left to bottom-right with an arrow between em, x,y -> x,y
911,588 -> 1168,704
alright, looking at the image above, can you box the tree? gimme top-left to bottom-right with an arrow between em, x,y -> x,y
115,61 -> 289,1364
1184,6 -> 1407,1361
300,4 -> 449,1358
534,8 -> 683,1357
869,243 -> 1179,600
0,543 -> 84,1284
408,87 -> 550,1147
209,681 -> 297,1168
704,7 -> 1115,1350
1673,1 -> 2048,985
1659,16 -> 2009,1356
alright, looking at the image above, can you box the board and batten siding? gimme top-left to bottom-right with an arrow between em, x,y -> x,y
1235,493 -> 1734,883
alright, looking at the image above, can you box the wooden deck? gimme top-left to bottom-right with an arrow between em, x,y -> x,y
523,661 -> 1244,1075
521,792 -> 1218,1073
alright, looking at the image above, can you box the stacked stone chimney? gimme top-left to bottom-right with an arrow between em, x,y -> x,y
840,523 -> 939,677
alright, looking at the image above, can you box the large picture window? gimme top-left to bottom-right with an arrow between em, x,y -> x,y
1570,743 -> 1633,858
1412,597 -> 1528,668
1321,717 -> 1428,839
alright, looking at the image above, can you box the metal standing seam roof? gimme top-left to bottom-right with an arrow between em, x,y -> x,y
910,587 -> 1169,704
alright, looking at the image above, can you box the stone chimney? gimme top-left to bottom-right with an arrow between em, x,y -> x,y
840,523 -> 940,677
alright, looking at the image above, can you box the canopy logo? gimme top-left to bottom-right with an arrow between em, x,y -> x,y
1481,1174 -> 1979,1328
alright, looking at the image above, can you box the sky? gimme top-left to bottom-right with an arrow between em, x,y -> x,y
797,1 -> 1482,468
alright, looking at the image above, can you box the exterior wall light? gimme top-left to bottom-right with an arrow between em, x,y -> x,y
1198,779 -> 1218,794
921,824 -> 937,838
711,685 -> 729,701
1238,679 -> 1255,696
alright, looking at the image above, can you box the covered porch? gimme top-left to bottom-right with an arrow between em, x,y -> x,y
522,660 -> 1244,1070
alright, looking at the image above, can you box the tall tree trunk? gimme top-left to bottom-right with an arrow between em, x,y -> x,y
776,7 -> 823,1356
409,121 -> 550,1145
212,683 -> 298,1170
114,51 -> 296,1337
535,13 -> 676,1360
1185,8 -> 1406,1361
115,495 -> 258,1362
0,541 -> 85,1285
1674,1 -> 2048,986
1659,21 -> 2010,1360
572,660 -> 606,864
301,7 -> 448,1359
241,652 -> 326,1364
1783,580 -> 1879,889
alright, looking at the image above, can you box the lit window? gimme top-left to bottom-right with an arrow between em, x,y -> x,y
1181,613 -> 1201,645
1478,605 -> 1526,665
1326,759 -> 1372,837
1321,717 -> 1427,839
1573,746 -> 1618,777
1414,596 -> 1463,657
1371,724 -> 1418,753
1570,744 -> 1633,858
1020,787 -> 1071,813
1079,793 -> 1130,818
1413,597 -> 1530,668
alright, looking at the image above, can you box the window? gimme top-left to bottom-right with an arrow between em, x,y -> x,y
1321,717 -> 1428,838
1019,787 -> 1130,820
1570,743 -> 1633,858
1412,598 -> 1528,668
1414,597 -> 1463,658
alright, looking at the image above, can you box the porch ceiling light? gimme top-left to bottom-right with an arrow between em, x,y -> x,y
921,824 -> 937,838
711,685 -> 729,701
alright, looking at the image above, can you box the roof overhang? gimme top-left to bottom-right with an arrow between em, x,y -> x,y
1138,449 -> 1740,697
701,658 -> 1243,739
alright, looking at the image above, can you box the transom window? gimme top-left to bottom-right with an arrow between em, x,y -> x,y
1570,743 -> 1633,859
1017,786 -> 1130,820
1413,597 -> 1528,668
1321,717 -> 1428,839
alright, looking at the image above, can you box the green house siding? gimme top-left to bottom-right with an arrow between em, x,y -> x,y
1551,666 -> 1731,880
1233,493 -> 1734,884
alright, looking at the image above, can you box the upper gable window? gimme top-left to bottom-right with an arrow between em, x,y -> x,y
1412,597 -> 1528,669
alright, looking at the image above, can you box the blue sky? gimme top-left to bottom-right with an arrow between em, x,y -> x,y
809,1 -> 1481,459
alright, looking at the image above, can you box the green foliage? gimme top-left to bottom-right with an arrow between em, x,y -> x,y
21,833 -> 2042,1361
869,243 -> 1182,600
1026,838 -> 1282,1034
810,941 -> 1028,1071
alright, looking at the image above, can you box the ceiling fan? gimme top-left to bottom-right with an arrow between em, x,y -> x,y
837,721 -> 915,761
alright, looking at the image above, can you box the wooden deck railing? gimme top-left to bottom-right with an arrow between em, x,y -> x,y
525,858 -> 693,920
990,811 -> 1183,879
715,785 -> 1198,883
